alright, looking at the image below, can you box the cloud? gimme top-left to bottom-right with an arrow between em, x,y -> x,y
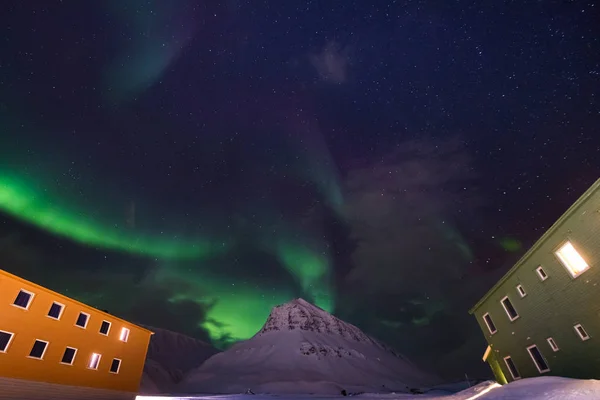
344,137 -> 479,293
309,41 -> 350,84
337,136 -> 490,379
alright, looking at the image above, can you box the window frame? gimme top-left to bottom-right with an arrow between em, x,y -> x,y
12,289 -> 35,310
99,320 -> 111,336
88,352 -> 101,370
500,295 -> 520,321
503,355 -> 521,380
574,324 -> 590,341
75,312 -> 90,329
119,327 -> 130,342
28,339 -> 49,360
109,358 -> 122,374
516,284 -> 526,298
526,344 -> 550,374
0,330 -> 15,353
482,313 -> 497,335
60,346 -> 78,366
47,301 -> 65,320
555,240 -> 590,279
547,337 -> 559,352
536,266 -> 548,281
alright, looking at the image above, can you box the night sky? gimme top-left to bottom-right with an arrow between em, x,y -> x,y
1,0 -> 599,380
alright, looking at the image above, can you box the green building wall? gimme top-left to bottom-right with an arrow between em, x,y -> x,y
470,179 -> 600,382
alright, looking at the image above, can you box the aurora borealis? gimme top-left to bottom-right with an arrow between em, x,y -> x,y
0,173 -> 220,260
1,0 -> 599,380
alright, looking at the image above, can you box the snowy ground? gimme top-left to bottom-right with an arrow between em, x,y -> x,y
136,377 -> 600,400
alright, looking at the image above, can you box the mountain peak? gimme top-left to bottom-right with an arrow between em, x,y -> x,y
289,297 -> 311,306
179,298 -> 435,395
286,297 -> 324,311
257,298 -> 376,345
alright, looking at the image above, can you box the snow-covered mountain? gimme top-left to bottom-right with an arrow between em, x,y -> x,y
140,326 -> 219,393
178,298 -> 438,395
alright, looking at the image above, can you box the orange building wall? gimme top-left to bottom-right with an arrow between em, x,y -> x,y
0,270 -> 152,393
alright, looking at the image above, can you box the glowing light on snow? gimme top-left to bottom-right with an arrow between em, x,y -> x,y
135,397 -> 199,400
464,382 -> 502,400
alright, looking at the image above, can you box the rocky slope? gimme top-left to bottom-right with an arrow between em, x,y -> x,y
140,326 -> 219,393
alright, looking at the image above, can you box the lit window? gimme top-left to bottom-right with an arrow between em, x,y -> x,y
547,337 -> 559,352
0,331 -> 14,353
29,339 -> 49,360
503,356 -> 521,380
574,324 -> 590,341
75,312 -> 90,328
119,327 -> 130,342
555,241 -> 589,278
61,347 -> 77,365
536,266 -> 548,281
48,302 -> 64,320
527,345 -> 550,373
516,285 -> 526,298
482,313 -> 497,334
501,296 -> 519,321
110,358 -> 121,374
99,321 -> 111,336
12,289 -> 34,310
88,353 -> 101,370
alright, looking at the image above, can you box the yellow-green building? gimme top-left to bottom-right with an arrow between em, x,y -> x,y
470,179 -> 600,383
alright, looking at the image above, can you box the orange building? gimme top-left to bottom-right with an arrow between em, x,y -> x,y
0,269 -> 153,400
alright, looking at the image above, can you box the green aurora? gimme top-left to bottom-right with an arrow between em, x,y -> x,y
500,237 -> 522,252
0,171 -> 335,346
274,240 -> 334,313
0,53 -> 337,347
0,173 -> 222,260
104,0 -> 195,104
161,267 -> 297,345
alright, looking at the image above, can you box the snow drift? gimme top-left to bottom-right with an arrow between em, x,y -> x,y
469,376 -> 600,400
178,298 -> 437,394
136,378 -> 600,399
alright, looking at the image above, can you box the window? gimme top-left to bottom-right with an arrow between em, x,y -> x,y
110,358 -> 121,374
503,356 -> 521,380
0,331 -> 14,353
119,327 -> 130,342
574,324 -> 590,341
501,296 -> 519,321
48,302 -> 64,320
88,353 -> 101,370
547,337 -> 559,352
482,313 -> 497,334
536,266 -> 548,281
75,312 -> 90,328
99,321 -> 111,336
29,339 -> 49,360
12,289 -> 34,309
556,241 -> 589,278
61,347 -> 77,365
527,345 -> 550,373
516,285 -> 526,298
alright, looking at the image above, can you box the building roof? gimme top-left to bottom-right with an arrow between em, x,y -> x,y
0,268 -> 154,335
469,178 -> 600,315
